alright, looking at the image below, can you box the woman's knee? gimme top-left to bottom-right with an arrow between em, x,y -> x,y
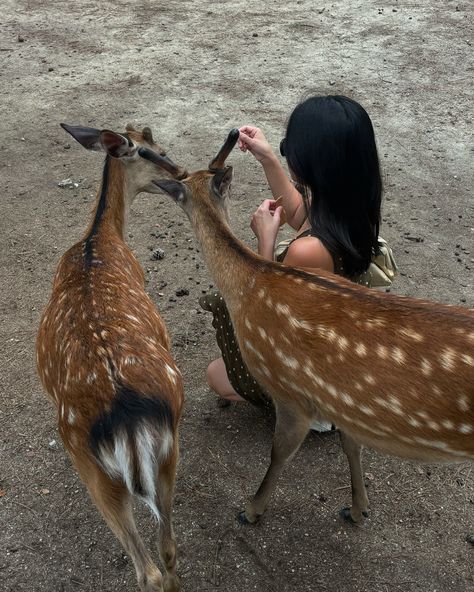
206,358 -> 222,390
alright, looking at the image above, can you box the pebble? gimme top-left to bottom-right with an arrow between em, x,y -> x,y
175,288 -> 189,297
150,248 -> 165,261
58,178 -> 80,189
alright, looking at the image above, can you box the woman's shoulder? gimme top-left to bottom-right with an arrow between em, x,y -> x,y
282,234 -> 334,273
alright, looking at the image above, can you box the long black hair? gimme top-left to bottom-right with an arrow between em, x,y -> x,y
283,95 -> 382,277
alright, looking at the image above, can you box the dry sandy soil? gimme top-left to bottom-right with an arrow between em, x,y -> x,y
1,1 -> 473,591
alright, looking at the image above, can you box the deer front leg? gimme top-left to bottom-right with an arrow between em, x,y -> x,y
239,400 -> 310,524
339,430 -> 369,523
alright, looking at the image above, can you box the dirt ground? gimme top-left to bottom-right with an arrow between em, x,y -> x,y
1,1 -> 473,591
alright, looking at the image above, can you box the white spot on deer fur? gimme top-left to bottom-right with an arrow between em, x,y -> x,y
392,347 -> 406,365
257,288 -> 266,299
365,318 -> 386,329
408,417 -> 421,428
265,296 -> 273,307
440,347 -> 456,371
274,347 -> 299,370
260,365 -> 271,378
442,419 -> 454,430
388,395 -> 403,415
458,424 -> 473,434
68,408 -> 76,425
355,343 -> 367,357
341,393 -> 354,407
427,420 -> 440,432
399,327 -> 424,342
421,358 -> 433,376
360,405 -> 375,416
457,395 -> 469,412
257,326 -> 267,340
275,303 -> 291,316
244,339 -> 265,361
337,336 -> 349,350
87,372 -> 97,384
289,316 -> 312,330
125,314 -> 140,323
244,317 -> 252,331
364,374 -> 376,385
165,364 -> 177,384
326,355 -> 333,364
377,345 -> 388,359
416,410 -> 430,421
355,382 -> 363,391
461,354 -> 473,366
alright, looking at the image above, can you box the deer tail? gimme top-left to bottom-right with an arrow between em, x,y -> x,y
88,384 -> 175,521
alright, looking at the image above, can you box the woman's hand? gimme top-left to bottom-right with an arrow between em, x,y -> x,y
238,126 -> 276,164
250,199 -> 283,259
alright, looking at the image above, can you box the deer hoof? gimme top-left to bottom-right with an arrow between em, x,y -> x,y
237,510 -> 258,525
163,574 -> 180,592
339,507 -> 369,524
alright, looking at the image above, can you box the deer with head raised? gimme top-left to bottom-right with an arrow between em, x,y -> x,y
36,123 -> 187,592
146,129 -> 474,529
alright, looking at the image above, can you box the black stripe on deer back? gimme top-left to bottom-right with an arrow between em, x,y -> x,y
84,156 -> 110,268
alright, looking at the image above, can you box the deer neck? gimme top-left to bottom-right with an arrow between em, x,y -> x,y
191,202 -> 256,307
86,157 -> 132,241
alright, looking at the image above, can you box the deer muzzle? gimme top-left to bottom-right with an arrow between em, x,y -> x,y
208,128 -> 240,171
138,147 -> 188,180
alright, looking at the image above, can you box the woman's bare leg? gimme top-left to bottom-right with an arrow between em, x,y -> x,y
206,357 -> 245,402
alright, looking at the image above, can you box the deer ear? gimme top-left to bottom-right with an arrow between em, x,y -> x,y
99,130 -> 131,158
153,180 -> 187,203
60,123 -> 103,151
212,166 -> 233,197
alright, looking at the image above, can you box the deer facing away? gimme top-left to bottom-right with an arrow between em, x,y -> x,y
142,129 -> 474,528
36,124 -> 187,592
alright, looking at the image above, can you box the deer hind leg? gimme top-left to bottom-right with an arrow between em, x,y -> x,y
74,454 -> 164,592
154,442 -> 180,592
339,431 -> 369,524
239,400 -> 310,524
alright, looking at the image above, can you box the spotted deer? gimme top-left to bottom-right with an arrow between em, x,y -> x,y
142,129 -> 474,528
36,123 -> 187,592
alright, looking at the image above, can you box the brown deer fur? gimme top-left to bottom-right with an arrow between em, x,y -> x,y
36,124 -> 185,592
151,135 -> 473,527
